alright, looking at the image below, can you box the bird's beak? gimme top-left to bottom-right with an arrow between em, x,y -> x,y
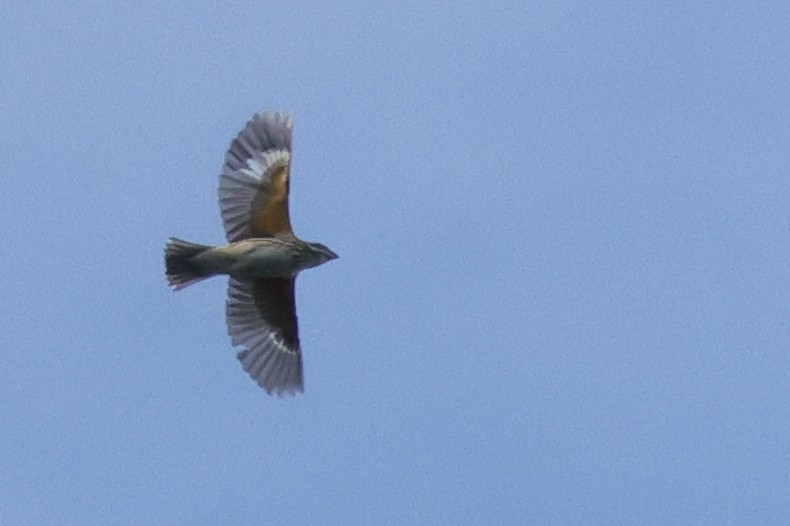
327,248 -> 339,260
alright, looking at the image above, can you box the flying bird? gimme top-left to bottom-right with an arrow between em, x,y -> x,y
164,111 -> 338,396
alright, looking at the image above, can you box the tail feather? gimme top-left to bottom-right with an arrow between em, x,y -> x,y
164,238 -> 213,290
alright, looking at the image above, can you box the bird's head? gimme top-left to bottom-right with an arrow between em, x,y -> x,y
302,242 -> 339,269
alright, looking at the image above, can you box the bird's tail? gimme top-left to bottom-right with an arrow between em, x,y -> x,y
164,238 -> 214,290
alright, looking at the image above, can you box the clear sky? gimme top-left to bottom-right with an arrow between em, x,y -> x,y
2,1 -> 789,524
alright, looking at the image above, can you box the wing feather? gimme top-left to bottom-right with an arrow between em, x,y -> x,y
219,112 -> 294,241
225,277 -> 303,396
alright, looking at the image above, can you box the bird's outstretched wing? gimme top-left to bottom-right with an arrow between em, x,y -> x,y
226,277 -> 303,395
219,112 -> 294,242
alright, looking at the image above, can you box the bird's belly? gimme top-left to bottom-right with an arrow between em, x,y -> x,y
193,241 -> 297,278
229,248 -> 295,277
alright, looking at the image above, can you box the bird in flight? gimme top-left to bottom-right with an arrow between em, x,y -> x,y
164,111 -> 338,396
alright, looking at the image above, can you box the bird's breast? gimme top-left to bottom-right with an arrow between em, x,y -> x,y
210,238 -> 301,278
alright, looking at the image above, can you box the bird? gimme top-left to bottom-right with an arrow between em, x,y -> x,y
164,111 -> 338,396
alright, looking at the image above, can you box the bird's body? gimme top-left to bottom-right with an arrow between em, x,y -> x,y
169,236 -> 332,282
164,111 -> 337,396
211,237 -> 303,278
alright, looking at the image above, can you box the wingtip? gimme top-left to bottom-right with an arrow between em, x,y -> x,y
236,348 -> 304,397
253,110 -> 293,131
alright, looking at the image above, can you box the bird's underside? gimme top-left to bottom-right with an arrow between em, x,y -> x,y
164,111 -> 337,396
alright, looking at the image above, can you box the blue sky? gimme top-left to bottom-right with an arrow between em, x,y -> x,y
2,1 -> 790,524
